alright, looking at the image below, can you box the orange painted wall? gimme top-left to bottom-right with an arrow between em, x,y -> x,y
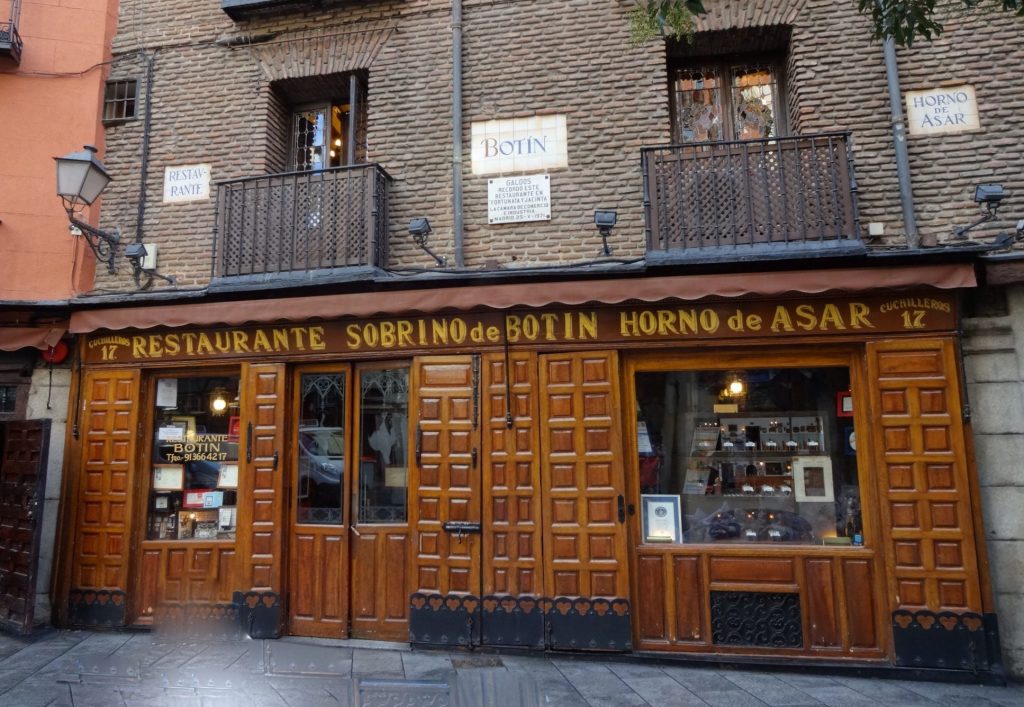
0,0 -> 119,300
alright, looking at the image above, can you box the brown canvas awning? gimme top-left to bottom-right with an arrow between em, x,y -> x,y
0,326 -> 67,351
68,264 -> 976,334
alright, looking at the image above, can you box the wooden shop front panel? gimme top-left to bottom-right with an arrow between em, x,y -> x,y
409,351 -> 632,650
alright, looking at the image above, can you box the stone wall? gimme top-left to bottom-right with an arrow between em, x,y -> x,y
963,285 -> 1024,679
25,366 -> 72,627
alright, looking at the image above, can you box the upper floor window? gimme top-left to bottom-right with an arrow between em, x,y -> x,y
273,71 -> 367,173
669,57 -> 785,143
291,103 -> 352,172
103,79 -> 138,123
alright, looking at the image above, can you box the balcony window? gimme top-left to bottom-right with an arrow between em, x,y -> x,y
291,103 -> 352,171
670,57 -> 785,143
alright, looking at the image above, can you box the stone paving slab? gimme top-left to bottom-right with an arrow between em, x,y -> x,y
0,629 -> 1023,706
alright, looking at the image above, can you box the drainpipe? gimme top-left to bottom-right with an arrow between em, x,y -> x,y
883,38 -> 928,247
451,0 -> 465,267
135,51 -> 155,243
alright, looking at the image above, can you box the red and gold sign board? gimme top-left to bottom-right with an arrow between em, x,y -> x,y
84,293 -> 957,364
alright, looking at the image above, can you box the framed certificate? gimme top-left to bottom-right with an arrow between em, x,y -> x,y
793,456 -> 835,502
641,494 -> 683,544
152,464 -> 184,491
218,464 -> 239,488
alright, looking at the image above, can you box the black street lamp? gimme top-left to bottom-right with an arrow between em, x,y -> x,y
54,145 -> 119,273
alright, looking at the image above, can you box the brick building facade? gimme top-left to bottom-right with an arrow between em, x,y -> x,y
51,0 -> 1024,679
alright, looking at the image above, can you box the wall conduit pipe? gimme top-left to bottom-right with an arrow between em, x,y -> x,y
451,0 -> 465,267
883,38 -> 928,247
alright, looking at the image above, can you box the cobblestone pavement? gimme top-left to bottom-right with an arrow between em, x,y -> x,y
0,629 -> 1021,706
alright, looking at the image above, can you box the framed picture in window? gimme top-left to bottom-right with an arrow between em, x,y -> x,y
228,415 -> 241,442
836,391 -> 853,418
793,456 -> 835,503
152,464 -> 184,491
218,464 -> 239,488
170,415 -> 196,439
641,494 -> 683,544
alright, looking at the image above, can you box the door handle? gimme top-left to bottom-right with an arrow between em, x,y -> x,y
246,422 -> 253,463
617,494 -> 626,523
471,447 -> 478,469
272,450 -> 279,471
415,423 -> 422,466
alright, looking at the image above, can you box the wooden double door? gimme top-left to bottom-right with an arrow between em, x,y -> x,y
409,351 -> 632,650
286,351 -> 632,648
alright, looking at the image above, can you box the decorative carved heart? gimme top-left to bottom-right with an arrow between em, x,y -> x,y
462,597 -> 478,613
445,596 -> 462,611
593,600 -> 610,616
916,614 -> 935,630
520,598 -> 536,614
482,598 -> 498,613
411,596 -> 426,610
500,598 -> 517,613
555,599 -> 572,616
262,594 -> 277,608
429,596 -> 444,611
893,613 -> 913,629
962,615 -> 983,632
938,616 -> 959,632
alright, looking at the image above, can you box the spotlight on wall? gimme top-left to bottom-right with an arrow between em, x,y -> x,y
595,209 -> 617,256
54,145 -> 120,273
975,184 -> 1004,207
124,242 -> 176,291
408,217 -> 447,267
954,183 -> 1006,240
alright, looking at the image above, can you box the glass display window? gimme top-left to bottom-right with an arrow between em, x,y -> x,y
634,366 -> 863,547
148,375 -> 240,541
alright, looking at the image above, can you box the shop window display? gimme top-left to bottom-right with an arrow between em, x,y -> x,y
147,375 -> 240,541
634,367 -> 862,546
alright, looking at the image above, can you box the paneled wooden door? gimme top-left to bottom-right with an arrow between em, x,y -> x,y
287,365 -> 352,637
349,363 -> 412,641
410,351 -> 631,649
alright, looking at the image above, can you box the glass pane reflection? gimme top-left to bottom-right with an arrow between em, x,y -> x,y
297,373 -> 345,525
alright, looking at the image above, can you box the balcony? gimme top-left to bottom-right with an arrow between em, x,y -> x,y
642,133 -> 863,264
213,164 -> 391,285
221,0 -> 322,20
0,20 -> 22,64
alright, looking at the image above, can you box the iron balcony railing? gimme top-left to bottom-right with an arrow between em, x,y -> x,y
642,133 -> 860,259
0,20 -> 23,64
213,164 -> 391,279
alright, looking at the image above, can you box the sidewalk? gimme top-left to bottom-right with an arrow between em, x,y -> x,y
0,628 -> 1021,706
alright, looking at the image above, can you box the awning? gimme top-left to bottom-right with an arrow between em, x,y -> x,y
0,326 -> 67,352
68,263 -> 976,334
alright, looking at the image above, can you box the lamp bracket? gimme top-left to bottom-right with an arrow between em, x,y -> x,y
598,227 -> 613,256
413,235 -> 447,267
952,209 -> 996,240
129,260 -> 177,291
67,212 -> 119,273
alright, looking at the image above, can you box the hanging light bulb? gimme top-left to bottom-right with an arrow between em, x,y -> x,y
728,377 -> 745,396
209,387 -> 229,415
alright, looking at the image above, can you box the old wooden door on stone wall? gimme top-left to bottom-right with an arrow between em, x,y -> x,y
0,420 -> 51,635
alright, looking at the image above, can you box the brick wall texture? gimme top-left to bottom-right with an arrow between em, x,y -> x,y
93,0 -> 1024,291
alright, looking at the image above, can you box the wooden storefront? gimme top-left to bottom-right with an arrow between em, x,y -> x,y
53,272 -> 1000,670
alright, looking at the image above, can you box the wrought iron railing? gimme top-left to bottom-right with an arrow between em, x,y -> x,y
213,164 -> 391,278
0,20 -> 23,64
642,133 -> 860,257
